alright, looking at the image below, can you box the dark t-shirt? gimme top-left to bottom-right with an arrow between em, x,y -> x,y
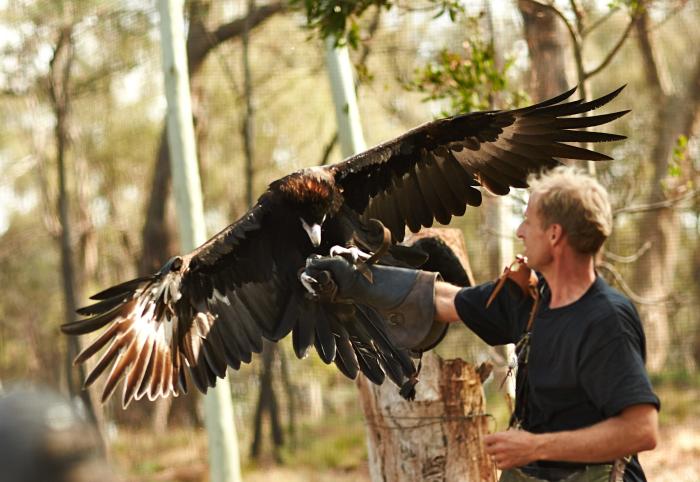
454,275 -> 660,482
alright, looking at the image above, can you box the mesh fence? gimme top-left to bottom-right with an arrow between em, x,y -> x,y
0,1 -> 698,480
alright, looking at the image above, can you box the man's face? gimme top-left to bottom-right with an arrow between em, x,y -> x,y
516,195 -> 553,271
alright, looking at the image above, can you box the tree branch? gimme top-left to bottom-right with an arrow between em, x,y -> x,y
612,188 -> 697,215
582,6 -> 620,37
597,261 -> 673,305
187,2 -> 285,74
583,8 -> 640,81
568,0 -> 585,38
318,132 -> 338,166
647,0 -> 690,33
680,48 -> 700,137
635,7 -> 669,98
603,241 -> 651,264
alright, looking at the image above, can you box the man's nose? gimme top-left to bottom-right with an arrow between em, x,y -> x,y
516,223 -> 524,239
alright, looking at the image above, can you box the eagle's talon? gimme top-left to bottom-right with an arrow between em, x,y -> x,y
330,245 -> 371,264
300,272 -> 319,295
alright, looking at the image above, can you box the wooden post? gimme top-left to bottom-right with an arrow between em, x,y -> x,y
357,353 -> 496,481
405,228 -> 476,286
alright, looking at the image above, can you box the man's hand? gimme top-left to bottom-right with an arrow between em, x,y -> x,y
484,430 -> 541,470
484,404 -> 658,470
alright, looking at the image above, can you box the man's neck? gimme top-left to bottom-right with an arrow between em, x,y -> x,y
541,251 -> 596,309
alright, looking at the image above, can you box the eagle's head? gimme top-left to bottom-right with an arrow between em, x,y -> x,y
271,168 -> 343,247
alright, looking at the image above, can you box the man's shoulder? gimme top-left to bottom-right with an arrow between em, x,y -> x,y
581,277 -> 645,343
588,276 -> 637,313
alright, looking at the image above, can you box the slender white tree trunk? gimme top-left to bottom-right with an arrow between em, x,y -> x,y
325,42 -> 495,480
325,37 -> 367,157
158,1 -> 242,481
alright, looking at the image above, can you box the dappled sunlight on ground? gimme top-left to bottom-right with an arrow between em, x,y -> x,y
640,426 -> 700,482
244,464 -> 370,482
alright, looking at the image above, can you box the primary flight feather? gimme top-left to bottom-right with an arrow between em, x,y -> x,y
62,86 -> 628,407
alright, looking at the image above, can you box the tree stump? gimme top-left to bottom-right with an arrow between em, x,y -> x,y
406,228 -> 475,286
357,352 -> 496,482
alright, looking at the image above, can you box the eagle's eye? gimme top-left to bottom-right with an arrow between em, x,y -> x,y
171,256 -> 183,271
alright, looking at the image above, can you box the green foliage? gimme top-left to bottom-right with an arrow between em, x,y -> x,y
607,0 -> 644,14
668,134 -> 688,178
406,29 -> 527,116
289,0 -> 390,47
289,0 -> 464,47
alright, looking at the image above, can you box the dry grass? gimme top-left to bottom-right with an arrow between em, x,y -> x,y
110,426 -> 208,481
109,382 -> 700,481
110,424 -> 700,482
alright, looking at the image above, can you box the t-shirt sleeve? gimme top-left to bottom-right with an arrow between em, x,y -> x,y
578,313 -> 660,417
454,279 -> 532,346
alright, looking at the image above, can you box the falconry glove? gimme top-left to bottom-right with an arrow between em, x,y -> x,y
303,255 -> 448,354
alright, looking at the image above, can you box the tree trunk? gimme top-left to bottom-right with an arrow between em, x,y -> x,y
358,353 -> 496,482
250,340 -> 284,462
278,346 -> 298,449
405,228 -> 474,286
517,0 -> 570,101
140,1 -> 283,429
49,25 -> 102,435
242,1 -> 284,461
140,2 -> 283,274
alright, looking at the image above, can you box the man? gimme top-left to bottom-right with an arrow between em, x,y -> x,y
304,167 -> 659,481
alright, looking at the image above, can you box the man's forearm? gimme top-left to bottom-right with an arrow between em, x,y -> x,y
434,281 -> 462,323
485,404 -> 658,470
535,404 -> 658,463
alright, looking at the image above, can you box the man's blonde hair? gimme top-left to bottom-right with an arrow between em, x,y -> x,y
528,166 -> 613,255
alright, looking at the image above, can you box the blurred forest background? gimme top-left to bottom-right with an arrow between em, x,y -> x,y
0,0 -> 699,481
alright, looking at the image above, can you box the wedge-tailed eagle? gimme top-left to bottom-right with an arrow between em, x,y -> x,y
62,86 -> 628,407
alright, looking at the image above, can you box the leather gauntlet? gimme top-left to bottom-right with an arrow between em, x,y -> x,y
303,256 -> 448,354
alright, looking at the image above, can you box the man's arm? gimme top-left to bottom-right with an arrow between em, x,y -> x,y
484,403 -> 658,470
435,257 -> 536,324
435,281 -> 462,323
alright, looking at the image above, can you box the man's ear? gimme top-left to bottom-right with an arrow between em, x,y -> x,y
549,224 -> 564,246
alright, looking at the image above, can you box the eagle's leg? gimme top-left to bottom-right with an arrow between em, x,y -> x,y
329,245 -> 371,263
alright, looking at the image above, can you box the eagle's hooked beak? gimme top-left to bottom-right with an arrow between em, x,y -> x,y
301,217 -> 324,247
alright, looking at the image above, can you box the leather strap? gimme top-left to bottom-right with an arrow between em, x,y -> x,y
355,219 -> 392,282
486,256 -> 539,331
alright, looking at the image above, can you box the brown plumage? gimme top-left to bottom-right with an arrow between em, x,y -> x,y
62,86 -> 629,406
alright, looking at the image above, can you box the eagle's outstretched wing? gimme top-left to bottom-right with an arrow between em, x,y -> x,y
62,196 -> 417,406
332,86 -> 628,240
61,201 -> 285,406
